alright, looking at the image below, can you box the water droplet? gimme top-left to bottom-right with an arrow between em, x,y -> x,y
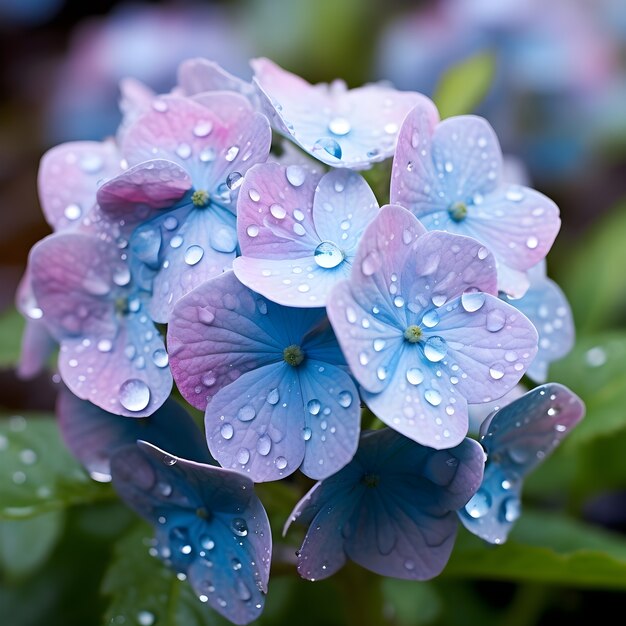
236,580 -> 252,602
384,122 -> 398,134
176,143 -> 192,159
377,366 -> 387,381
444,160 -> 454,173
424,336 -> 447,362
237,405 -> 256,422
246,224 -> 259,238
489,364 -> 505,380
220,423 -> 234,440
314,241 -> 344,269
97,339 -> 113,352
373,338 -> 386,352
231,518 -> 248,537
193,120 -> 213,137
184,245 -> 204,266
225,146 -> 240,162
226,172 -> 243,190
303,427 -> 312,441
237,448 -> 250,465
137,610 -> 155,626
461,289 -> 486,313
502,497 -> 520,523
267,388 -> 280,405
64,204 -> 81,221
262,203 -> 284,222
328,117 -> 351,136
361,252 -> 380,276
526,236 -> 538,249
422,309 -> 439,328
286,165 -> 305,186
477,246 -> 489,260
338,391 -> 353,408
199,308 -> 215,325
431,294 -> 447,307
199,147 -> 216,162
119,379 -> 150,412
314,137 -> 342,160
486,309 -> 506,332
406,368 -> 424,385
307,399 -> 321,415
152,349 -> 169,368
257,435 -> 271,456
79,153 -> 103,173
393,296 -> 405,308
505,188 -> 525,202
465,490 -> 492,518
275,456 -> 288,470
200,535 -> 215,551
424,388 -> 442,406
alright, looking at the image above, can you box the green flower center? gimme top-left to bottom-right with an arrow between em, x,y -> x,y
192,189 -> 210,207
283,344 -> 305,367
448,201 -> 468,222
404,325 -> 423,343
196,507 -> 212,520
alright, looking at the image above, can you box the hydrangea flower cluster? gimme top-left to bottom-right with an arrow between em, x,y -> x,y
19,57 -> 584,625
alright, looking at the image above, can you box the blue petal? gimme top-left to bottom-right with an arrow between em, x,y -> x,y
57,389 -> 212,481
459,383 -> 584,544
111,441 -> 271,625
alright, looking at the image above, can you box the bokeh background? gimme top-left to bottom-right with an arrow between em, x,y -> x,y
1,1 -> 626,625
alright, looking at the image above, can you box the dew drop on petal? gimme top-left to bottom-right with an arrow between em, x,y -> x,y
152,349 -> 169,368
526,236 -> 538,249
119,379 -> 151,412
193,120 -> 213,137
270,203 -> 286,219
489,364 -> 505,380
486,309 -> 507,332
424,388 -> 442,406
307,399 -> 321,415
502,497 -> 521,523
225,146 -> 240,162
237,448 -> 250,465
97,339 -> 113,353
328,117 -> 351,136
303,427 -> 312,441
231,518 -> 248,537
373,338 -> 386,352
406,368 -> 424,385
275,456 -> 288,470
461,288 -> 486,313
246,224 -> 259,238
314,137 -> 342,160
176,143 -> 192,159
226,171 -> 243,190
237,405 -> 256,422
184,245 -> 204,266
267,388 -> 280,405
286,165 -> 305,186
465,489 -> 492,518
338,391 -> 353,408
257,435 -> 272,456
424,336 -> 447,362
422,309 -> 439,328
220,423 -> 234,440
64,204 -> 82,221
314,241 -> 344,269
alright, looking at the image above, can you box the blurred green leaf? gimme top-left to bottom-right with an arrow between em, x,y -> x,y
0,510 -> 64,579
0,308 -> 24,369
549,333 -> 626,445
445,511 -> 626,588
0,414 -> 113,519
557,202 -> 626,333
102,523 -> 231,626
433,51 -> 496,118
381,579 -> 441,625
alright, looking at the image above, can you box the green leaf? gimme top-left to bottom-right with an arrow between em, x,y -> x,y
0,510 -> 64,579
0,308 -> 24,369
445,511 -> 626,588
433,51 -> 496,118
102,523 -> 231,626
549,333 -> 626,446
380,579 -> 441,625
0,414 -> 113,519
556,202 -> 626,333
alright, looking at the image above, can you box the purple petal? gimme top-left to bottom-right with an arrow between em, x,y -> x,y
38,139 -> 121,231
57,389 -> 212,481
178,58 -> 253,97
167,271 -> 285,410
460,383 -> 584,544
206,363 -> 306,482
496,262 -> 530,299
252,57 -> 437,169
235,165 -> 379,307
111,441 -> 271,625
97,159 -> 192,222
503,263 -> 575,382
291,429 -> 484,580
391,111 -> 501,214
121,94 -> 271,210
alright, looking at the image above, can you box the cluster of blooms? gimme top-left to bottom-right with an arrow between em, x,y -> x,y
18,57 -> 584,625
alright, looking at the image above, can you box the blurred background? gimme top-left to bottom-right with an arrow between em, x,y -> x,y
1,1 -> 626,625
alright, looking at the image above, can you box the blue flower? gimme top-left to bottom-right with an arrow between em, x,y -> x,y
285,428 -> 485,580
390,103 -> 561,297
167,270 -> 360,482
29,232 -> 172,416
111,440 -> 271,625
97,93 -> 271,322
459,383 -> 584,544
234,164 -> 380,307
327,204 -> 538,449
57,388 -> 212,482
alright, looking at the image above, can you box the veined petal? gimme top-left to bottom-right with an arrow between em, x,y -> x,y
178,58 -> 253,97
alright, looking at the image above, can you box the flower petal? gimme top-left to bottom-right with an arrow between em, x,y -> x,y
178,58 -> 253,97
38,139 -> 121,231
57,390 -> 212,481
459,383 -> 584,544
111,441 -> 271,625
391,110 -> 501,214
252,57 -> 436,169
206,363 -> 306,482
97,159 -> 192,222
